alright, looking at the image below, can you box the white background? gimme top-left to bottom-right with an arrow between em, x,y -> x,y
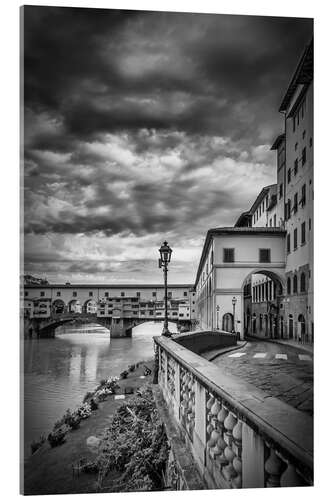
0,0 -> 331,499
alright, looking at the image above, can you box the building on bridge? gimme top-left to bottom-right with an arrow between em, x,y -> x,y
22,283 -> 196,337
195,39 -> 313,343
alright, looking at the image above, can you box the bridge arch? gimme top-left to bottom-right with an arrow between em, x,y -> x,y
52,299 -> 66,315
82,299 -> 97,314
68,299 -> 81,313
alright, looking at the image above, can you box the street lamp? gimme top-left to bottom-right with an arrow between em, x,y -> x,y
232,296 -> 237,333
216,305 -> 220,330
158,241 -> 173,337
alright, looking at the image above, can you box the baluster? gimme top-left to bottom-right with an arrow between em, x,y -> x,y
280,462 -> 304,487
265,446 -> 285,487
222,411 -> 238,481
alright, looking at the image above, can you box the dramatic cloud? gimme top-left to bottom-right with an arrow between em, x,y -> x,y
23,6 -> 313,283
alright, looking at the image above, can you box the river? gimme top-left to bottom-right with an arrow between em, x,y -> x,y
23,321 -> 178,458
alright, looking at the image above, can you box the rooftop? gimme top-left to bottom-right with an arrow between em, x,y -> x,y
279,38 -> 313,113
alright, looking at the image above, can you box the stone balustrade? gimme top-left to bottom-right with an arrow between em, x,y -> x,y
154,335 -> 313,490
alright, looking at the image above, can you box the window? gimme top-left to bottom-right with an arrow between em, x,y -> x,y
300,273 -> 306,292
269,218 -> 272,227
302,130 -> 306,140
223,248 -> 235,263
184,291 -> 188,296
302,147 -> 306,166
301,222 -> 306,244
285,199 -> 291,220
89,291 -> 93,297
259,249 -> 271,263
293,192 -> 298,214
121,292 -> 125,297
136,292 -> 140,297
295,142 -> 298,151
287,277 -> 291,295
300,184 -> 306,207
40,291 -> 45,297
293,275 -> 298,294
287,168 -> 291,183
287,233 -> 291,253
279,184 -> 283,199
149,311 -> 154,316
105,292 -> 109,297
273,214 -> 276,226
25,291 -> 28,297
56,291 -> 61,297
152,292 -> 156,297
73,291 -> 77,297
294,228 -> 298,250
100,311 -> 105,315
294,159 -> 298,176
168,292 -> 172,298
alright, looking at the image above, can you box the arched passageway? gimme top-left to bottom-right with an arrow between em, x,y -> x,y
222,313 -> 233,333
83,299 -> 97,314
68,299 -> 81,313
242,269 -> 284,340
298,314 -> 306,343
52,299 -> 66,315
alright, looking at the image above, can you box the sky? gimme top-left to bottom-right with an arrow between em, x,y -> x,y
23,6 -> 313,284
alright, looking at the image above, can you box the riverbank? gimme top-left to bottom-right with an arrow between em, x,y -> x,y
23,359 -> 156,495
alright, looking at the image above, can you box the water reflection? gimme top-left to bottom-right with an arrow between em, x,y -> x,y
23,321 -> 178,457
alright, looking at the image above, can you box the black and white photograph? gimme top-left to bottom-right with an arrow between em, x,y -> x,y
20,3 -> 313,495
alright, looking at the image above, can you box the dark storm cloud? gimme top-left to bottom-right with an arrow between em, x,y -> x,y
23,7 -> 313,282
24,7 -> 313,144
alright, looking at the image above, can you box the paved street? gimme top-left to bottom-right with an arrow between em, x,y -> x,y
212,340 -> 313,416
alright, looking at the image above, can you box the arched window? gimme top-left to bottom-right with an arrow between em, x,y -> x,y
300,273 -> 306,292
293,275 -> 298,294
287,277 -> 291,295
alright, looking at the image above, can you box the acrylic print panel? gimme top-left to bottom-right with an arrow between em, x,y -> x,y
21,4 -> 314,494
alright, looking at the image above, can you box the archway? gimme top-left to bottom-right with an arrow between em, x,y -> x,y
241,269 -> 284,340
68,299 -> 81,313
83,299 -> 97,314
222,313 -> 233,333
298,314 -> 306,343
288,315 -> 294,339
52,299 -> 66,315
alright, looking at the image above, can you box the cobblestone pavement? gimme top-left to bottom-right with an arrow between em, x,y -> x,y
212,340 -> 313,416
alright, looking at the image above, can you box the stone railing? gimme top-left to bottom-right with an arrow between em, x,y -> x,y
154,335 -> 313,489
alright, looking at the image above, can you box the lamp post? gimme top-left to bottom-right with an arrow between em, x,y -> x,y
232,296 -> 237,333
216,305 -> 220,330
159,241 -> 173,337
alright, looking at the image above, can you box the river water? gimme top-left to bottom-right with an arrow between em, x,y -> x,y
23,321 -> 177,458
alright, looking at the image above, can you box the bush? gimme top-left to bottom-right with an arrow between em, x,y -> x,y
90,398 -> 99,411
63,409 -> 81,430
81,385 -> 169,492
30,435 -> 45,455
83,391 -> 94,403
120,370 -> 129,379
77,402 -> 92,419
48,425 -> 68,448
128,364 -> 135,372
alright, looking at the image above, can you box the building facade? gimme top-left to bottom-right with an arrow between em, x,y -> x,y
195,39 -> 313,343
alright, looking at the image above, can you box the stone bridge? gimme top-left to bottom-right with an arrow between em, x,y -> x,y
23,312 -> 193,338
